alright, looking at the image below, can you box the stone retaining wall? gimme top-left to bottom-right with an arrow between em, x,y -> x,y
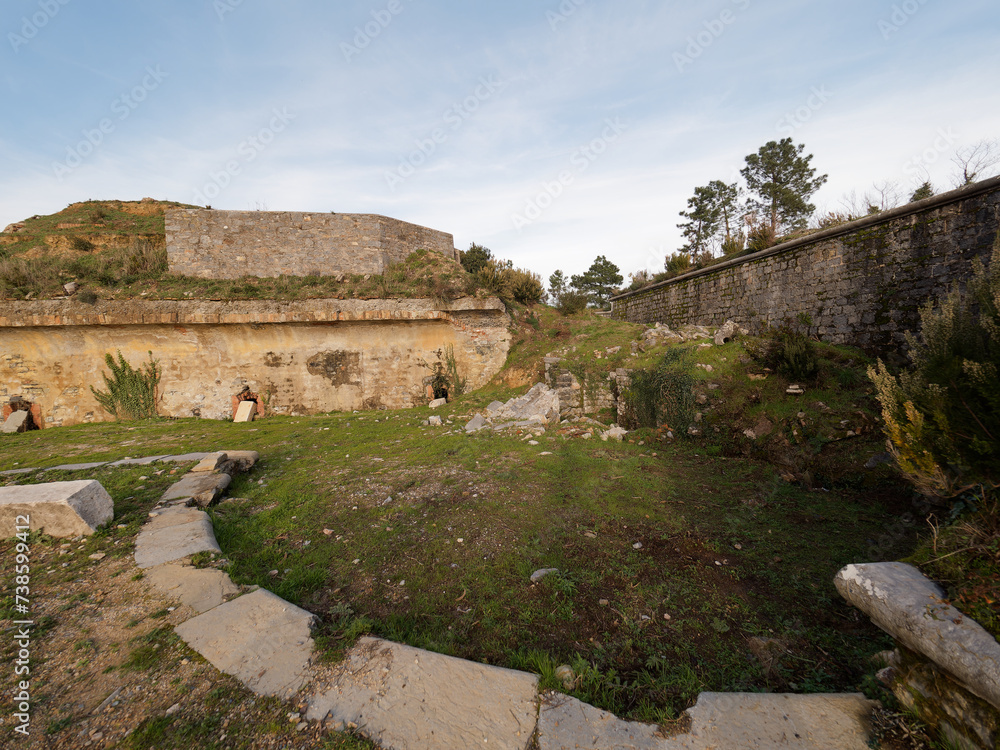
0,298 -> 509,427
610,176 -> 1000,352
165,209 -> 458,279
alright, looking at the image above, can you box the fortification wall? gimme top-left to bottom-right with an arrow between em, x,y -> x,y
0,298 -> 508,427
165,210 -> 458,279
611,177 -> 1000,351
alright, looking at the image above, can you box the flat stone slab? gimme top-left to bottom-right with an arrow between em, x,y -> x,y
191,452 -> 228,473
0,468 -> 38,476
221,450 -> 259,471
537,692 -> 666,749
134,512 -> 221,568
157,453 -> 210,463
43,462 -> 109,473
175,588 -> 315,699
2,410 -> 29,433
0,480 -> 113,538
307,636 -> 539,749
108,455 -> 169,467
836,562 -> 1000,710
146,563 -> 241,614
234,401 -> 257,422
668,692 -> 877,749
160,472 -> 231,504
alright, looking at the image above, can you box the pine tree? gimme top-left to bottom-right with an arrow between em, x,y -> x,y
741,139 -> 827,233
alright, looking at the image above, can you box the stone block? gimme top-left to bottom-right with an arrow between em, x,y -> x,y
134,510 -> 222,568
146,563 -> 241,614
0,480 -> 113,538
2,410 -> 29,434
176,589 -> 316,699
161,472 -> 231,505
191,452 -> 228,473
234,401 -> 257,422
428,398 -> 447,409
306,636 -> 538,749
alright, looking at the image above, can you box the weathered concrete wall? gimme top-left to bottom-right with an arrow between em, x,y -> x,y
165,209 -> 459,279
0,298 -> 508,427
611,177 -> 1000,351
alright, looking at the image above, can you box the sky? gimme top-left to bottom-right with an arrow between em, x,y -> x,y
2,0 -> 999,284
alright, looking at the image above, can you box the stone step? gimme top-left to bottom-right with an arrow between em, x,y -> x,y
145,563 -> 241,614
306,636 -> 539,750
175,588 -> 316,699
134,510 -> 221,568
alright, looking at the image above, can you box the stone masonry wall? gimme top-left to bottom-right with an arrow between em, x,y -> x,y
0,298 -> 509,427
165,209 -> 458,279
611,177 -> 1000,352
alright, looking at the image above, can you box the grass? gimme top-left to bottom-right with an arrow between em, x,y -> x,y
0,320 -> 922,722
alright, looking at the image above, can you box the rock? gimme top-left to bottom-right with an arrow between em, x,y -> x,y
306,636 -> 538,750
555,665 -> 576,691
161,473 -> 231,505
146,564 -> 241,614
63,281 -> 79,295
490,383 -> 560,425
531,568 -> 559,583
220,450 -> 259,472
864,452 -> 894,469
601,426 -> 628,442
2,410 -> 31,434
0,480 -> 113,538
748,373 -> 767,381
537,692 -> 665,749
696,394 -> 708,405
486,401 -> 505,415
753,417 -> 773,438
166,703 -> 181,716
429,398 -> 447,409
234,401 -> 257,422
714,319 -> 742,346
835,562 -> 1000,710
786,384 -> 805,395
3,222 -> 25,233
175,589 -> 316,699
134,507 -> 222,568
191,452 -> 228,473
428,416 -> 443,426
465,414 -> 487,433
88,552 -> 106,561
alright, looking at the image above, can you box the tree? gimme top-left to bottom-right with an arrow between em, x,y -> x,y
570,256 -> 623,308
548,269 -> 568,306
460,243 -> 493,274
741,138 -> 827,234
951,139 -> 999,187
910,181 -> 934,202
677,184 -> 721,259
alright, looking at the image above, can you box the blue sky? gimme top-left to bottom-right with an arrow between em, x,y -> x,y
2,0 -> 998,282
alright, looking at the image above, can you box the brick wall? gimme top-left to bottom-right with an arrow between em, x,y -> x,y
611,176 -> 1000,352
165,209 -> 458,279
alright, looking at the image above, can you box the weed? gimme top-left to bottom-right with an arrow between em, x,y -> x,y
621,349 -> 696,430
90,351 -> 161,420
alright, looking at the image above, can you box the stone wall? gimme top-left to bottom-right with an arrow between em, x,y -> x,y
165,209 -> 459,279
611,176 -> 1000,352
0,298 -> 509,427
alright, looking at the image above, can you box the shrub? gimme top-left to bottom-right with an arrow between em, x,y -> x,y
70,236 -> 95,253
868,238 -> 1000,498
746,321 -> 819,382
476,259 -> 510,300
506,267 -> 544,305
461,243 -> 493,274
620,349 -> 695,430
556,290 -> 589,315
665,252 -> 691,275
90,351 -> 161,420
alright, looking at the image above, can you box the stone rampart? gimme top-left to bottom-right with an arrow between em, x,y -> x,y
0,298 -> 509,427
165,210 -> 458,279
611,176 -> 1000,351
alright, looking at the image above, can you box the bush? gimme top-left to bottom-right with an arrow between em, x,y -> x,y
868,238 -> 1000,498
620,349 -> 695,430
506,267 -> 544,305
90,351 -> 161,420
461,243 -> 493,274
70,236 -> 95,253
557,290 -> 589,315
746,321 -> 819,382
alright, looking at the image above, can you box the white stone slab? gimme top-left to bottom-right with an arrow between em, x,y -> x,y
146,563 -> 241,614
234,401 -> 257,422
160,472 -> 231,503
175,588 -> 315,699
43,462 -> 108,472
191,452 -> 228,473
157,453 -> 210,463
537,692 -> 665,749
307,636 -> 539,750
108,455 -> 169,467
134,514 -> 221,568
0,480 -> 113,538
2,410 -> 29,434
836,562 -> 1000,710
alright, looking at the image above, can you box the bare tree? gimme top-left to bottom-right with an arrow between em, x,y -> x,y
951,139 -> 1000,186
